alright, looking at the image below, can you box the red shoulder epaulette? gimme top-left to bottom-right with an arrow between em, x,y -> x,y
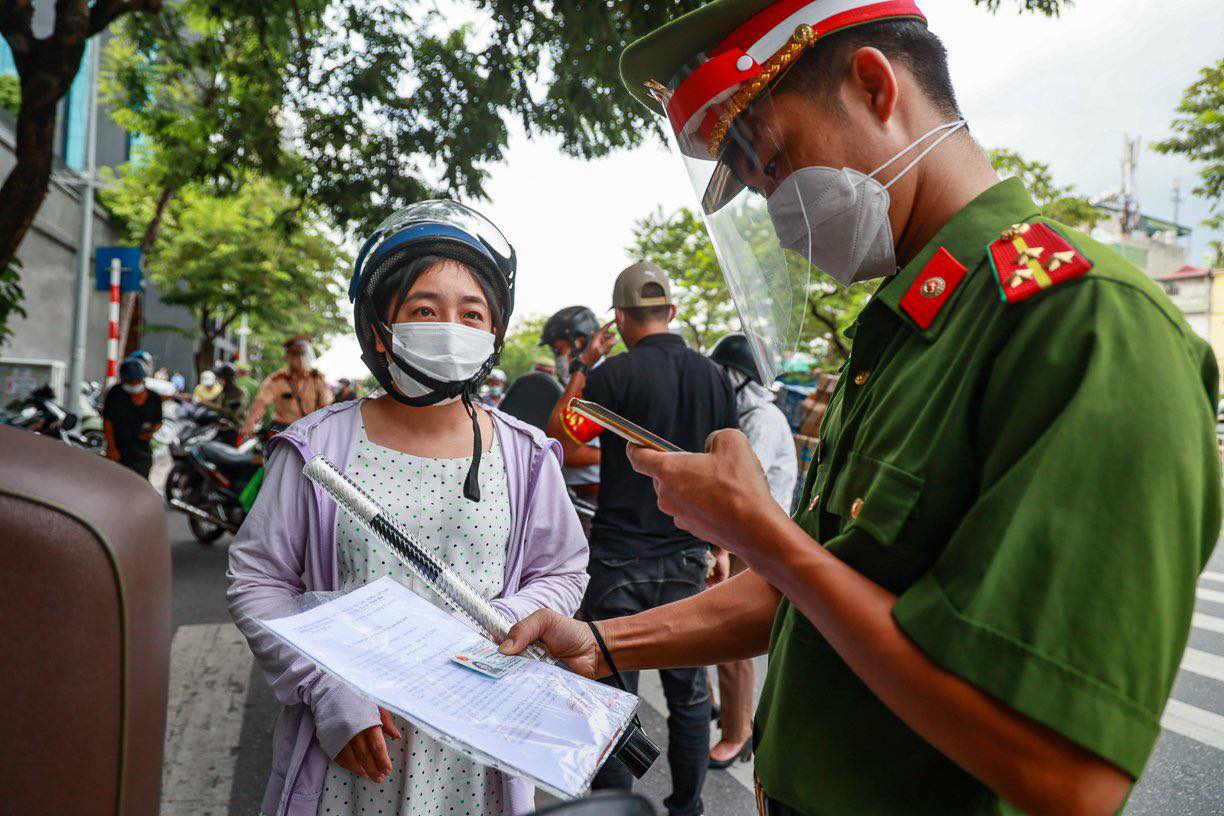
989,222 -> 1092,304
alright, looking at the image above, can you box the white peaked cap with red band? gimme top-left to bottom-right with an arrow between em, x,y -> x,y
629,0 -> 926,160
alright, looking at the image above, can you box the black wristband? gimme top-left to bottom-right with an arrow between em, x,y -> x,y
569,357 -> 589,376
587,621 -> 626,691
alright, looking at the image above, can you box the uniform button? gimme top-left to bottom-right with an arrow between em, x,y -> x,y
807,492 -> 820,513
850,497 -> 864,518
854,370 -> 871,386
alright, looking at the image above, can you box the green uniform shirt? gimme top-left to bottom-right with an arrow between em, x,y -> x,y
753,178 -> 1221,815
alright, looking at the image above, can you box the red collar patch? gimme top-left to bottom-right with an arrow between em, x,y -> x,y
989,222 -> 1092,304
900,247 -> 968,331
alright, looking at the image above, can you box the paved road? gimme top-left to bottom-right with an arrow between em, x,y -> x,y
159,506 -> 1224,815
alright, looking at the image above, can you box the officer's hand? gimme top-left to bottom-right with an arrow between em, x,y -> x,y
499,609 -> 607,679
627,429 -> 787,559
579,321 -> 618,367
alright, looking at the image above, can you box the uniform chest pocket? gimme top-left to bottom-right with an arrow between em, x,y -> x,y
826,451 -> 924,546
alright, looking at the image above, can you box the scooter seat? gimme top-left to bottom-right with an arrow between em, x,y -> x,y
198,440 -> 257,470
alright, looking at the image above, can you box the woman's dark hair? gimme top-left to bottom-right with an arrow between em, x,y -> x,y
370,254 -> 507,343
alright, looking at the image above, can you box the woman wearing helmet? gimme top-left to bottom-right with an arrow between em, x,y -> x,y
227,201 -> 590,816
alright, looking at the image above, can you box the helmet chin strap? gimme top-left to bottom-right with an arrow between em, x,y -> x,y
366,310 -> 490,502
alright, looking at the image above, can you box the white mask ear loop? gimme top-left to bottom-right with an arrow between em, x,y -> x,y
865,119 -> 967,191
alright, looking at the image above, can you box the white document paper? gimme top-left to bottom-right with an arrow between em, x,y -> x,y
259,576 -> 639,798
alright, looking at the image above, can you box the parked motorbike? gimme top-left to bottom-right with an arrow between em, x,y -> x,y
165,431 -> 263,544
2,384 -> 104,453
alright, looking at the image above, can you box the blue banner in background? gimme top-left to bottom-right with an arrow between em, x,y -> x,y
95,246 -> 143,292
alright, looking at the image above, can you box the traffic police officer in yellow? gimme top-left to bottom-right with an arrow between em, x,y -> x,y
501,1 -> 1221,814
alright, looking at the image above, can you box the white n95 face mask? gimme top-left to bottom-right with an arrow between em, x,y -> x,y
766,119 -> 966,287
389,321 -> 495,404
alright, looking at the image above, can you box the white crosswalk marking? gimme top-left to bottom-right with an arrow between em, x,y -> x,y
1160,700 -> 1224,752
1200,571 -> 1224,585
160,623 -> 253,816
1181,648 -> 1224,684
1193,612 -> 1224,635
1198,586 -> 1224,605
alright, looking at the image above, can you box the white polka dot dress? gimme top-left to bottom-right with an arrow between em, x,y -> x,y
317,416 -> 512,816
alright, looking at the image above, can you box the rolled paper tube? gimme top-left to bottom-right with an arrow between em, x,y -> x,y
302,455 -> 552,663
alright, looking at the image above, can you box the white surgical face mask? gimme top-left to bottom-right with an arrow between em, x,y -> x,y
766,119 -> 966,287
388,321 -> 495,404
122,382 -> 145,394
553,352 -> 571,385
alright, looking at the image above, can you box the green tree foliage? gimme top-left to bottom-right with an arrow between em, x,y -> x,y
103,171 -> 346,373
1153,59 -> 1224,267
497,314 -> 549,383
0,73 -> 18,115
629,207 -> 738,352
0,256 -> 26,347
987,148 -> 1098,229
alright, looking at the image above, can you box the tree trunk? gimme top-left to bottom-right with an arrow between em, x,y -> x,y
0,0 -> 163,273
195,312 -> 217,376
141,186 -> 175,255
807,300 -> 849,361
0,74 -> 70,273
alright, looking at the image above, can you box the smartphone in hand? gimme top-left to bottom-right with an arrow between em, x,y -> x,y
566,398 -> 683,453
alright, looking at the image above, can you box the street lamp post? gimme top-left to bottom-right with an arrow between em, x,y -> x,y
66,38 -> 101,410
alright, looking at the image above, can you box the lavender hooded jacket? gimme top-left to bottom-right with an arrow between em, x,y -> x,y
225,399 -> 590,816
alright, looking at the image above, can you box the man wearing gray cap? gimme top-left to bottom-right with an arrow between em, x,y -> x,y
546,260 -> 739,815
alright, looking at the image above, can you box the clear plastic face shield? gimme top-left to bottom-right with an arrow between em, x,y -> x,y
656,83 -> 809,384
648,9 -> 954,382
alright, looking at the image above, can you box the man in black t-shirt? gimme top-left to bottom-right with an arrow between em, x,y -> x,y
103,360 -> 163,478
546,261 -> 738,816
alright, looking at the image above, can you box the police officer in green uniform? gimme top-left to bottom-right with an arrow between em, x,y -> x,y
500,1 -> 1221,813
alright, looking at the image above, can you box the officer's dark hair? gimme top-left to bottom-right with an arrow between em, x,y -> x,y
619,282 -> 672,325
778,20 -> 961,119
370,254 -> 506,341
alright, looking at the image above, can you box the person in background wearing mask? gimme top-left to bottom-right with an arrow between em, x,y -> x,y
103,359 -> 163,478
540,305 -> 604,501
502,3 -> 1219,815
227,200 -> 589,816
333,378 -> 359,402
241,335 -> 333,438
193,369 -> 223,405
480,367 -> 507,408
705,331 -> 796,771
545,261 -> 739,816
170,369 -> 186,393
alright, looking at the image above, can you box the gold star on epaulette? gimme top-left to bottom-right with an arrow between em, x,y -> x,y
1045,250 -> 1076,272
1001,223 -> 1031,241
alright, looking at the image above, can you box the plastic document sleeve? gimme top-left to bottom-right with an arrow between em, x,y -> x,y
255,576 -> 639,799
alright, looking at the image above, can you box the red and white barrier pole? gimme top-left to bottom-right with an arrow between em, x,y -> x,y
106,257 -> 121,385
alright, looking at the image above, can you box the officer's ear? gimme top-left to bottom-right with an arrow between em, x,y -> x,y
372,324 -> 387,354
845,46 -> 899,126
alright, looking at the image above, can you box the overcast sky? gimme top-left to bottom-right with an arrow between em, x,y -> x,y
317,0 -> 1224,379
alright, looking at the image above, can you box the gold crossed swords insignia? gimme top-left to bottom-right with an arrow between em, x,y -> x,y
1008,245 -> 1045,288
1002,223 -> 1079,289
